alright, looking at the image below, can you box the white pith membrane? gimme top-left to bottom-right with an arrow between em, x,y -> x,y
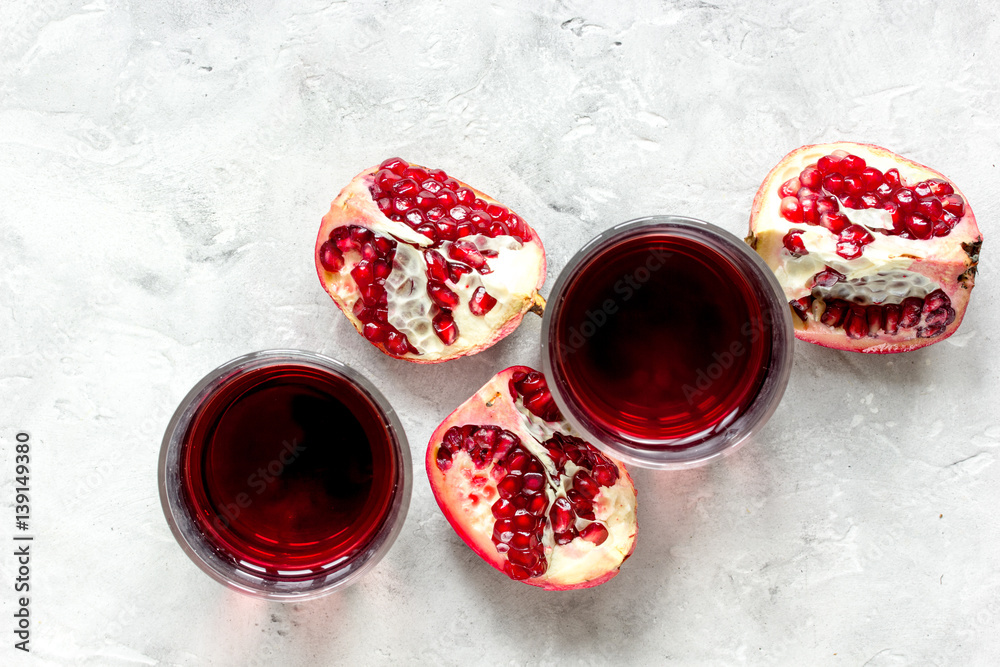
426,368 -> 637,589
749,142 -> 981,351
317,169 -> 546,361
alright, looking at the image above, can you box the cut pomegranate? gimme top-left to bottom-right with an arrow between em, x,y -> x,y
747,142 -> 982,353
315,158 -> 547,363
426,366 -> 637,590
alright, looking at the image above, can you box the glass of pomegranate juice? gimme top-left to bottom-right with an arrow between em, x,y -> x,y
542,215 -> 794,469
159,350 -> 411,600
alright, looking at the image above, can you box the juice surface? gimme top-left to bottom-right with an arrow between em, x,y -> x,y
180,365 -> 397,573
552,233 -> 773,445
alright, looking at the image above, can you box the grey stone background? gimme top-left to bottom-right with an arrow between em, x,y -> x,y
1,0 -> 998,664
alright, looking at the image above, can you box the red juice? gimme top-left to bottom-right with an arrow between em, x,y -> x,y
550,232 -> 773,446
178,363 -> 399,576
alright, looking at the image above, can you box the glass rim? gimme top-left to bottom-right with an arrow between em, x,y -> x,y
540,215 -> 794,470
158,349 -> 412,601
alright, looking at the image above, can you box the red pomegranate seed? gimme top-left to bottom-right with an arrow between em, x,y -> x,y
811,266 -> 846,288
800,166 -> 822,190
893,188 -> 916,212
455,188 -> 476,206
842,196 -> 864,209
823,173 -> 845,195
923,289 -> 951,313
820,212 -> 850,235
880,201 -> 904,234
432,311 -> 459,345
817,155 -> 841,174
428,281 -> 460,309
874,182 -> 894,199
840,154 -> 866,174
424,249 -> 449,283
926,179 -> 953,196
385,331 -> 411,355
820,300 -> 848,327
782,229 -> 808,256
579,522 -> 609,546
860,193 -> 881,208
884,168 -> 902,189
816,196 -> 839,216
790,296 -> 813,322
883,303 -> 901,335
469,287 -> 498,315
779,178 -> 801,198
436,190 -> 459,208
836,240 -> 862,260
899,297 -> 923,328
363,322 -> 386,343
549,497 -> 574,533
840,224 -> 874,245
916,198 -> 943,220
448,262 -> 471,283
860,167 -> 884,191
449,240 -> 489,271
867,305 -> 884,336
843,305 -> 868,339
379,157 -> 408,174
905,214 -> 932,240
941,194 -> 965,217
843,173 -> 865,196
319,242 -> 344,272
799,195 -> 819,224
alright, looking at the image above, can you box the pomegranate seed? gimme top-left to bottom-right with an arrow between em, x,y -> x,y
549,497 -> 574,533
428,281 -> 459,309
883,304 -> 901,335
392,178 -> 419,198
923,289 -> 951,313
916,198 -> 943,220
874,182 -> 894,199
373,259 -> 392,281
593,465 -> 618,486
899,297 -> 923,328
779,197 -> 802,222
799,195 -> 819,224
375,169 -> 402,190
860,167 -> 884,191
456,188 -> 476,206
844,306 -> 868,339
779,178 -> 801,198
893,188 -> 918,212
820,212 -> 850,235
817,155 -> 841,174
941,194 -> 965,216
913,181 -> 933,197
486,203 -> 509,221
923,306 -> 956,328
835,239 -> 862,260
385,331 -> 412,355
393,197 -> 415,214
816,196 -> 839,216
843,174 -> 865,196
860,193 -> 881,208
579,522 -> 609,546
820,300 -> 848,327
436,219 -> 458,242
884,168 -> 901,189
840,154 -> 866,174
415,190 -> 439,210
867,305 -> 884,336
449,240 -> 489,271
436,189 -> 459,208
573,471 -> 600,499
472,198 -> 488,211
415,223 -> 439,244
432,311 -> 459,345
811,266 -> 846,288
448,262 -> 471,283
905,214 -> 932,240
424,250 -> 449,283
927,179 -> 953,196
363,322 -> 387,343
822,173 -> 845,195
841,196 -> 864,209
318,241 -> 344,272
379,157 -> 408,174
880,201 -> 904,234
840,224 -> 874,245
800,166 -> 822,190
469,287 -> 498,315
790,296 -> 813,322
782,229 -> 808,256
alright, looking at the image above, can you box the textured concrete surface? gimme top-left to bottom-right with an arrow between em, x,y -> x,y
2,0 -> 999,665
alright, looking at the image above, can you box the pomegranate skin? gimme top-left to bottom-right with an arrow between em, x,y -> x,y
748,142 -> 982,353
426,366 -> 637,590
315,161 -> 546,363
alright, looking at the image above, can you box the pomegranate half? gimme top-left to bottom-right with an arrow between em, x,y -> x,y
315,158 -> 546,363
426,366 -> 637,590
747,142 -> 982,353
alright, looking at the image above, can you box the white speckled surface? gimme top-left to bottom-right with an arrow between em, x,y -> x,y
2,1 -> 999,664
